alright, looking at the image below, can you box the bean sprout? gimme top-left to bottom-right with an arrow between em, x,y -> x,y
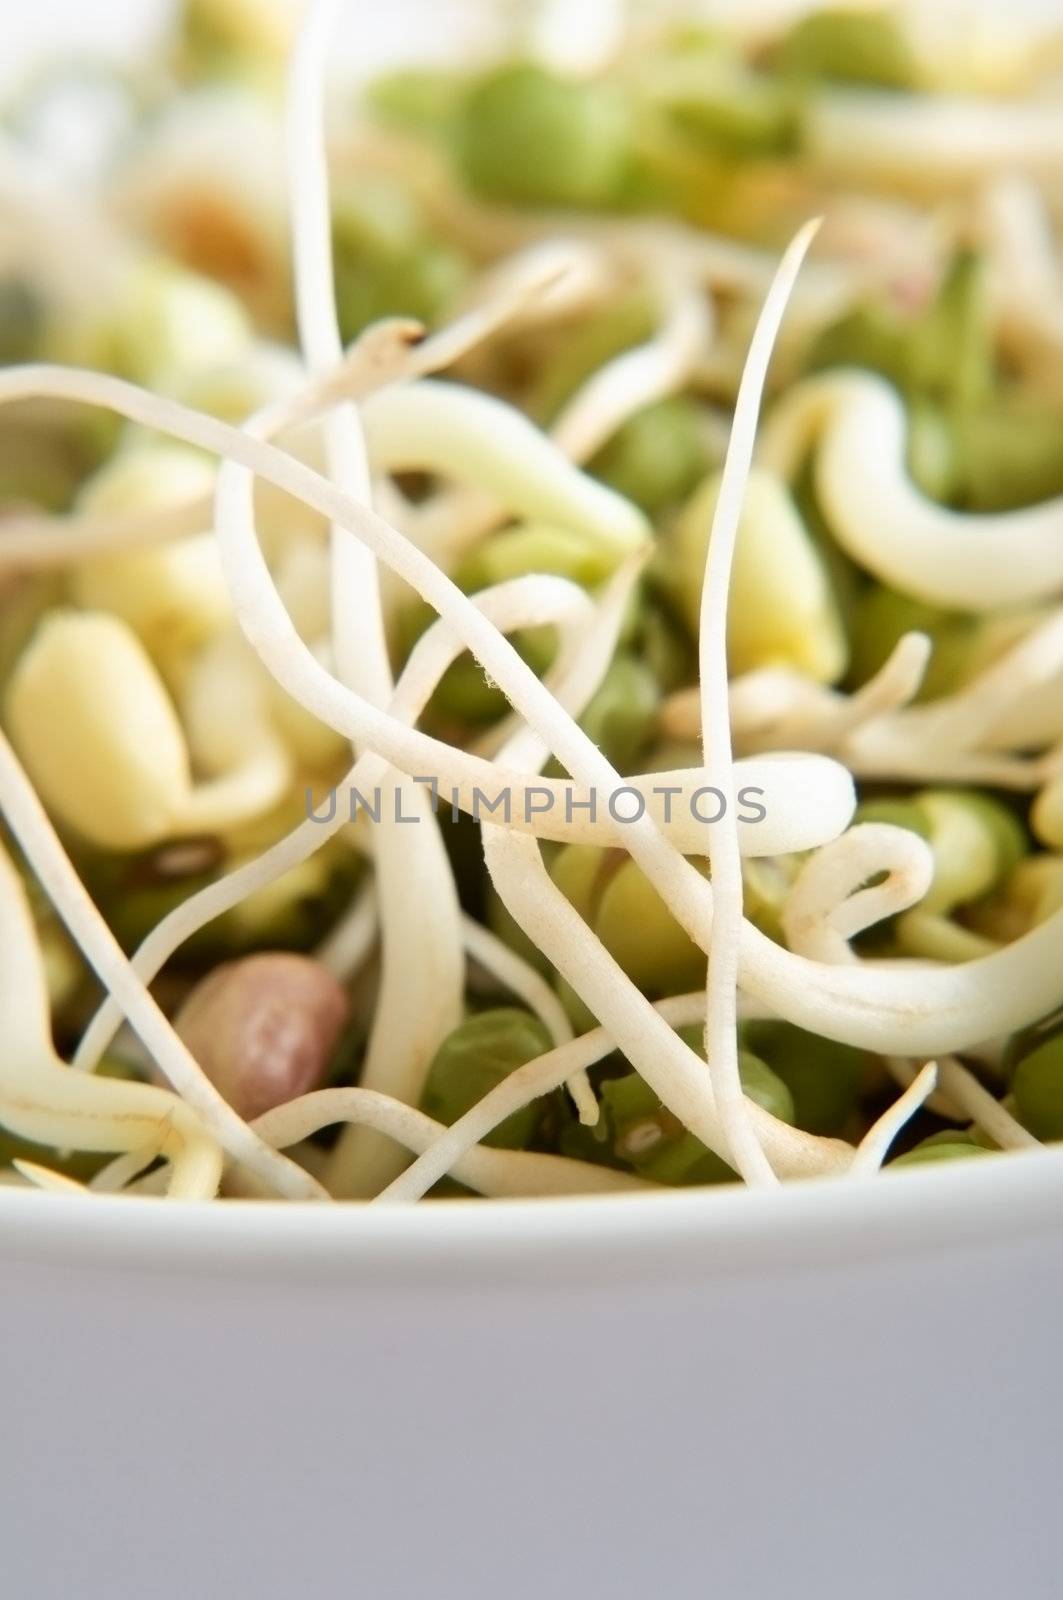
759,370 -> 1063,609
0,347 -> 1055,1076
851,1063 -> 939,1177
0,829 -> 223,1200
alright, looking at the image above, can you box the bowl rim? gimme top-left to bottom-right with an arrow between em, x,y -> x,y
4,0 -> 1063,1296
3,1144 -> 1063,1288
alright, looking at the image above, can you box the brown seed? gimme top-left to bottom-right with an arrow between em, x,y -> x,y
174,953 -> 350,1122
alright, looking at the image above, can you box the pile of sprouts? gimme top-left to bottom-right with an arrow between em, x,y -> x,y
0,0 -> 1061,1204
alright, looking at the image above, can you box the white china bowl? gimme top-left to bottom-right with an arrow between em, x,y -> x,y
3,4 -> 1063,1596
6,1153 -> 1063,1599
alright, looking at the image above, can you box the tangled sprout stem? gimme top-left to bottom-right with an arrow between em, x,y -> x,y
1,322 -> 1062,1196
4,0 -> 1063,1203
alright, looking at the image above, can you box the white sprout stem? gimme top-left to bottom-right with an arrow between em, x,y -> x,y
288,0 -> 465,1199
979,684 -> 1063,762
0,245 -> 581,574
695,220 -> 821,1189
809,634 -> 931,742
853,615 -> 1063,767
712,655 -> 1049,791
71,573 -> 599,1075
326,569 -> 597,1121
0,318 -> 427,573
882,1053 -> 965,1124
695,632 -> 931,756
462,913 -> 598,1130
492,829 -> 788,1176
550,277 -> 713,461
289,24 -> 650,1197
320,573 -> 597,1191
2,364 -> 1059,1058
409,278 -> 709,562
288,0 -> 384,692
316,886 -> 587,1110
252,1089 -> 645,1199
889,1055 -> 1041,1154
177,743 -> 293,835
460,916 -> 574,1049
758,371 -> 1063,609
353,753 -> 851,857
315,878 -> 379,977
981,176 -> 1063,362
0,499 -> 207,572
90,1146 -> 159,1195
834,747 -> 1049,792
421,558 -> 630,1165
466,558 -> 641,1134
936,1059 -> 1041,1152
806,93 -> 1063,189
781,824 -> 936,967
12,1161 -> 93,1195
417,239 -> 597,362
464,550 -> 649,763
840,742 -> 1053,793
932,616 -> 1063,751
362,378 -> 650,556
0,730 -> 324,1201
784,828 -> 1035,1162
476,558 -> 847,1185
0,839 -> 223,1201
379,991 -> 751,1204
851,1063 -> 939,1177
178,636 -> 295,831
895,912 -> 1000,965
